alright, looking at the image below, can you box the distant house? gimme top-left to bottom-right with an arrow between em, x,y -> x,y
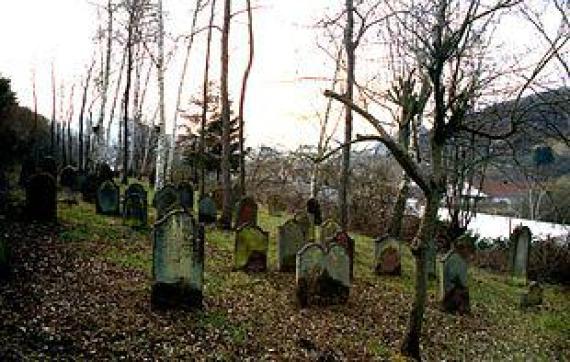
482,180 -> 527,205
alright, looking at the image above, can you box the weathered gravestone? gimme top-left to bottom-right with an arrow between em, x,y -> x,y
153,184 -> 180,220
126,183 -> 147,204
234,225 -> 269,272
19,158 -> 36,186
151,209 -> 204,309
59,166 -> 78,204
374,236 -> 402,275
294,210 -> 315,242
319,219 -> 341,244
123,185 -> 148,228
296,243 -> 350,307
437,250 -> 469,314
234,196 -> 258,229
178,182 -> 194,212
39,156 -> 58,179
26,173 -> 57,222
277,219 -> 305,272
509,225 -> 531,285
520,281 -> 543,308
198,196 -> 217,224
306,198 -> 323,226
96,181 -> 120,215
327,231 -> 355,281
267,194 -> 286,216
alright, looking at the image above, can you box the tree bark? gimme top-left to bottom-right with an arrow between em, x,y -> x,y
154,0 -> 167,190
220,0 -> 232,229
51,64 -> 56,155
78,61 -> 95,171
122,4 -> 135,185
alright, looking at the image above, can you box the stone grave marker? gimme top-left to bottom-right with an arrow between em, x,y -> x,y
296,242 -> 350,307
178,182 -> 194,212
153,184 -> 180,220
26,173 -> 57,222
306,198 -> 323,226
277,219 -> 305,272
59,166 -> 78,204
151,209 -> 204,309
374,236 -> 402,275
198,196 -> 217,224
234,224 -> 269,272
509,226 -> 531,285
294,210 -> 315,242
319,219 -> 341,244
234,196 -> 258,229
437,250 -> 470,314
520,281 -> 543,308
39,156 -> 58,179
96,181 -> 120,215
123,193 -> 147,228
328,231 -> 355,281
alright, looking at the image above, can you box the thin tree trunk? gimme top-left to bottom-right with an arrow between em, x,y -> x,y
78,61 -> 95,171
106,48 -> 127,150
238,0 -> 254,197
122,6 -> 135,185
67,84 -> 76,166
220,0 -> 232,229
154,0 -> 167,190
51,64 -> 56,155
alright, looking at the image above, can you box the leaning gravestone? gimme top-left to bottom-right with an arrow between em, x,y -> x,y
123,193 -> 147,228
26,173 -> 57,222
151,209 -> 204,309
328,231 -> 355,281
39,156 -> 58,179
306,198 -> 323,226
178,182 -> 194,212
277,219 -> 305,272
198,196 -> 217,224
296,242 -> 350,307
153,184 -> 180,220
96,181 -> 120,215
234,196 -> 258,229
294,210 -> 315,242
374,236 -> 402,275
437,250 -> 469,314
319,219 -> 341,244
234,225 -> 269,272
509,226 -> 531,285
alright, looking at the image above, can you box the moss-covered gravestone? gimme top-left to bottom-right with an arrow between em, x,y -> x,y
234,225 -> 269,272
153,184 -> 180,220
327,231 -> 355,281
26,173 -> 57,222
152,209 -> 204,309
277,219 -> 305,272
96,181 -> 120,215
509,226 -> 531,285
437,250 -> 469,314
198,196 -> 217,224
319,219 -> 341,244
234,196 -> 258,229
123,194 -> 147,228
296,243 -> 350,307
178,182 -> 194,212
294,210 -> 315,242
374,236 -> 401,275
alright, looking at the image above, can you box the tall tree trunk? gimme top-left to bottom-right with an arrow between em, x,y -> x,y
106,48 -> 127,152
341,0 -> 355,230
122,6 -> 134,185
389,114 -> 411,238
78,61 -> 95,171
67,84 -> 76,166
238,0 -> 254,197
220,0 -> 232,229
154,0 -> 167,190
51,64 -> 56,155
200,0 -> 216,199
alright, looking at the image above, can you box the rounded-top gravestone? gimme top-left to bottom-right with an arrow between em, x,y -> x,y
26,173 -> 57,222
198,196 -> 217,224
96,180 -> 120,215
177,182 -> 194,212
59,165 -> 78,189
153,184 -> 180,220
126,183 -> 147,204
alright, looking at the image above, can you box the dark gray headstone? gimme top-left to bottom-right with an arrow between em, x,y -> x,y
177,182 -> 194,212
59,166 -> 78,189
509,226 -> 531,285
151,210 -> 204,309
328,231 -> 355,281
277,219 -> 305,272
81,173 -> 99,203
154,184 -> 180,220
296,242 -> 350,307
126,183 -> 147,205
198,196 -> 217,224
234,196 -> 258,229
123,193 -> 147,228
374,236 -> 401,275
26,173 -> 57,222
96,181 -> 120,215
437,250 -> 469,314
234,224 -> 269,272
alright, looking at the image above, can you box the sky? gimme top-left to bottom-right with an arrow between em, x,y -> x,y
0,0 -> 566,150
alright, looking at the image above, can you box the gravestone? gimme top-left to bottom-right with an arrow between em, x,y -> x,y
296,242 -> 350,307
96,181 -> 120,215
126,183 -> 147,204
123,193 -> 147,228
520,281 -> 543,308
306,198 -> 323,226
374,236 -> 402,275
153,184 -> 180,220
319,219 -> 341,244
267,194 -> 286,216
26,173 -> 57,222
328,231 -> 355,281
19,158 -> 36,186
59,166 -> 78,189
509,226 -> 531,285
294,210 -> 315,242
234,196 -> 258,229
277,219 -> 305,272
39,156 -> 58,178
178,182 -> 194,212
234,225 -> 269,272
81,173 -> 99,203
437,250 -> 469,314
151,209 -> 204,309
198,196 -> 217,224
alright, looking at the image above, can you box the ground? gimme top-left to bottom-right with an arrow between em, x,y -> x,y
0,186 -> 569,360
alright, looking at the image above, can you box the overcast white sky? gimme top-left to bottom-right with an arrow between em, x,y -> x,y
0,0 -> 566,150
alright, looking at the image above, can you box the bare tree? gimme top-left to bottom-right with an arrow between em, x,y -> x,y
78,60 -> 96,171
220,0 -> 232,229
